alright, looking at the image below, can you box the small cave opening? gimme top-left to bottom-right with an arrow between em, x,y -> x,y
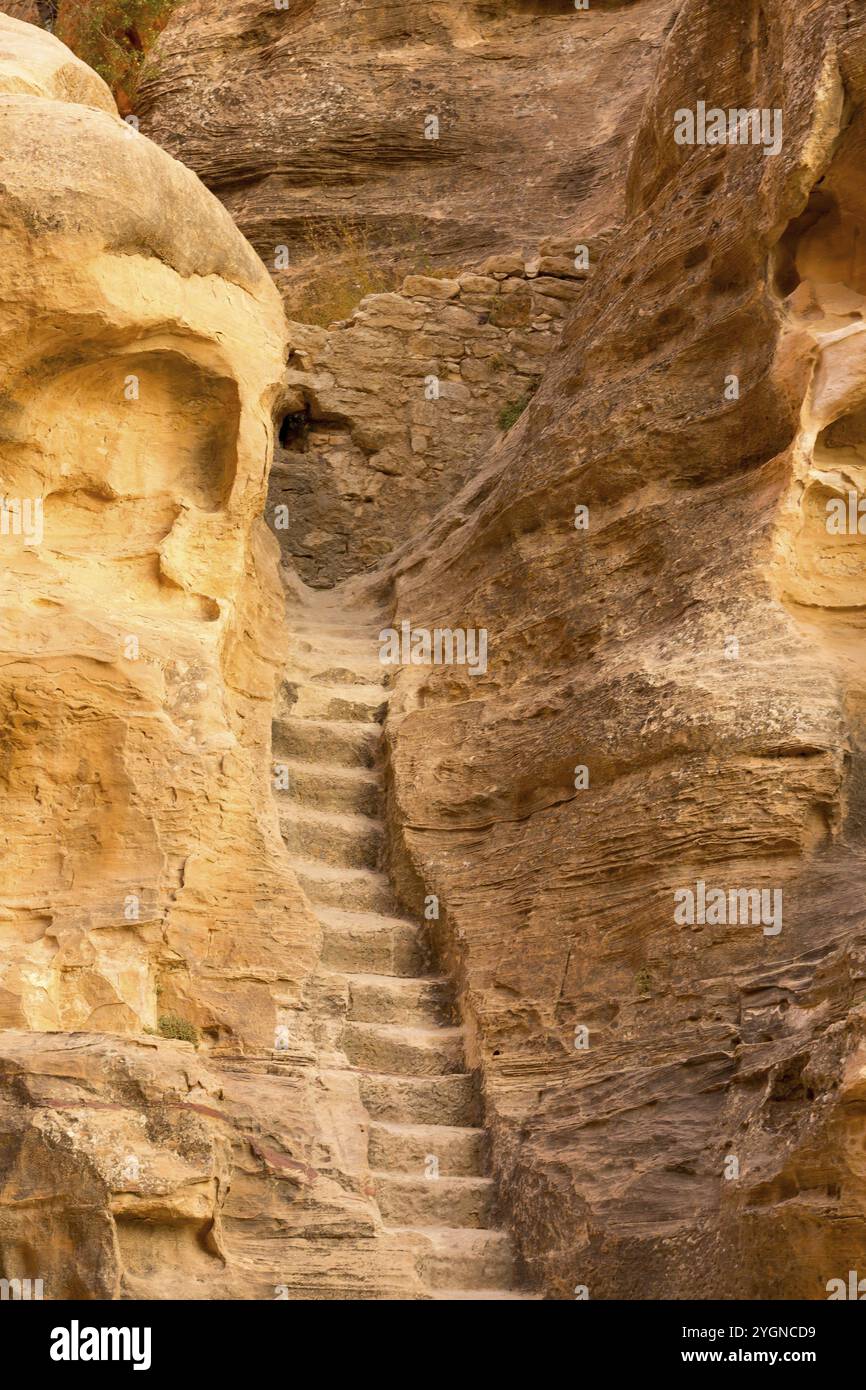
768,1054 -> 813,1104
278,405 -> 310,451
772,187 -> 837,299
820,404 -> 866,461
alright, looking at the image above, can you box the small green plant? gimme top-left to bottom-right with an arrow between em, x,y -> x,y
635,969 -> 653,996
157,1013 -> 199,1044
498,391 -> 534,432
56,0 -> 180,110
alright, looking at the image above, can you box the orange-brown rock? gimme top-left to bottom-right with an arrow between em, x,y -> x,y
139,1 -> 675,585
0,14 -> 433,1302
138,0 -> 676,308
374,0 -> 866,1300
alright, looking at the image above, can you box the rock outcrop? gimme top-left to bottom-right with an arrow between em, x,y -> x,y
138,0 -> 676,309
0,14 -> 463,1301
373,0 -> 866,1300
270,249 -> 586,585
0,11 -> 299,1046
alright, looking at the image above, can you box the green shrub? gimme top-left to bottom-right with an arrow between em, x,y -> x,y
56,0 -> 179,109
157,1013 -> 199,1044
498,391 -> 534,432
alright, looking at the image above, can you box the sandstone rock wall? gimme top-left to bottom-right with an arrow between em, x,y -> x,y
0,15 -> 414,1301
269,246 -> 588,585
0,1030 -> 403,1299
0,12 -> 304,1047
138,0 -> 675,309
373,0 -> 866,1299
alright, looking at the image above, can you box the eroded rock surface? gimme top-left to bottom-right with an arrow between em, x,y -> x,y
0,12 -> 302,1044
372,0 -> 866,1299
269,248 -> 587,585
139,0 -> 676,305
0,15 -> 433,1301
0,1030 -> 391,1299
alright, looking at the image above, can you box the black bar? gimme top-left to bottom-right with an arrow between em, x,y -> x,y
1,1298 -> 857,1377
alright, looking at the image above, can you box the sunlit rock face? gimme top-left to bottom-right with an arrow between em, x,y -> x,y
379,0 -> 866,1298
0,12 -> 311,1049
0,17 -> 407,1302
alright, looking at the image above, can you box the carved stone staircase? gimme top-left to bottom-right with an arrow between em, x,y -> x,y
273,596 -> 536,1300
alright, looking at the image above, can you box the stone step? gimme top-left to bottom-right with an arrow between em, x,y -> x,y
289,641 -> 383,674
308,658 -> 383,686
318,908 -> 429,976
345,973 -> 454,1027
291,619 -> 382,644
343,1021 -> 465,1076
359,1072 -> 480,1126
368,1121 -> 486,1177
291,652 -> 385,688
388,1226 -> 515,1290
288,682 -> 387,724
273,717 -> 381,769
293,650 -> 387,687
277,760 -> 380,817
373,1173 -> 495,1229
286,857 -> 395,914
279,807 -> 383,870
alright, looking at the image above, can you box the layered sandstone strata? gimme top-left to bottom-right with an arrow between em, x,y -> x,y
138,0 -> 676,307
0,14 -> 423,1301
373,0 -> 866,1299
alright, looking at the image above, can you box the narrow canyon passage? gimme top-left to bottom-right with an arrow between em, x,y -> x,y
10,0 -> 866,1321
272,585 -> 536,1298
